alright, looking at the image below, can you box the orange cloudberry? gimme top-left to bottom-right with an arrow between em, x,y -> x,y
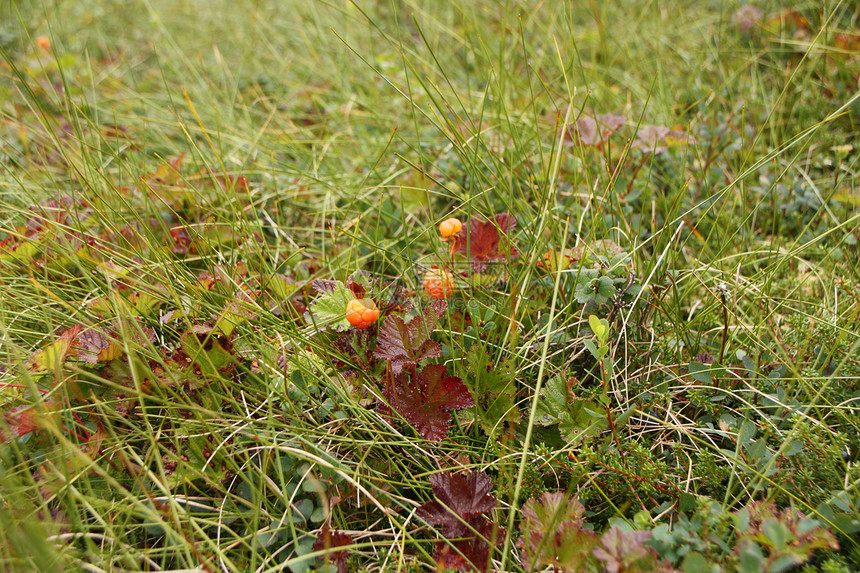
438,217 -> 462,239
346,298 -> 379,329
423,268 -> 455,299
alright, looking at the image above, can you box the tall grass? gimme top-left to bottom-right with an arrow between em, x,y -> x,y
1,0 -> 858,571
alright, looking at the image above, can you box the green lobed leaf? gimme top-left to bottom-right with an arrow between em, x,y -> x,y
307,280 -> 354,332
535,375 -> 606,442
597,275 -> 616,300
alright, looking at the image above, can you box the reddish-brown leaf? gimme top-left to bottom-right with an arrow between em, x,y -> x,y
386,363 -> 473,441
169,226 -> 194,255
632,125 -> 671,154
346,270 -> 374,300
3,405 -> 39,440
347,280 -> 365,299
417,470 -> 496,536
457,214 -> 518,272
373,300 -> 447,374
313,524 -> 351,573
71,328 -> 123,364
26,195 -> 74,233
433,517 -> 497,572
568,114 -> 626,147
417,470 -> 499,572
312,279 -> 339,293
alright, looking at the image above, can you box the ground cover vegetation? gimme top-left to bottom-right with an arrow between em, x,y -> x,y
0,0 -> 858,571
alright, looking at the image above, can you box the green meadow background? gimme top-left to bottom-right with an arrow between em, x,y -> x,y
0,1 -> 858,571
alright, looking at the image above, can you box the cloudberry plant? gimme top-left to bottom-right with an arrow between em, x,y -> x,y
345,298 -> 379,329
438,217 -> 462,239
423,268 -> 455,299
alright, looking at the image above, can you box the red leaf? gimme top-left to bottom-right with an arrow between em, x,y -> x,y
71,328 -> 123,364
312,279 -> 339,293
567,114 -> 626,147
347,270 -> 374,300
457,214 -> 518,272
417,470 -> 496,536
169,226 -> 194,255
632,125 -> 671,154
313,524 -> 351,573
26,194 -> 74,233
347,280 -> 365,299
433,543 -> 476,572
433,517 -> 497,572
3,405 -> 39,440
417,470 -> 499,572
373,300 -> 447,374
386,364 -> 473,441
